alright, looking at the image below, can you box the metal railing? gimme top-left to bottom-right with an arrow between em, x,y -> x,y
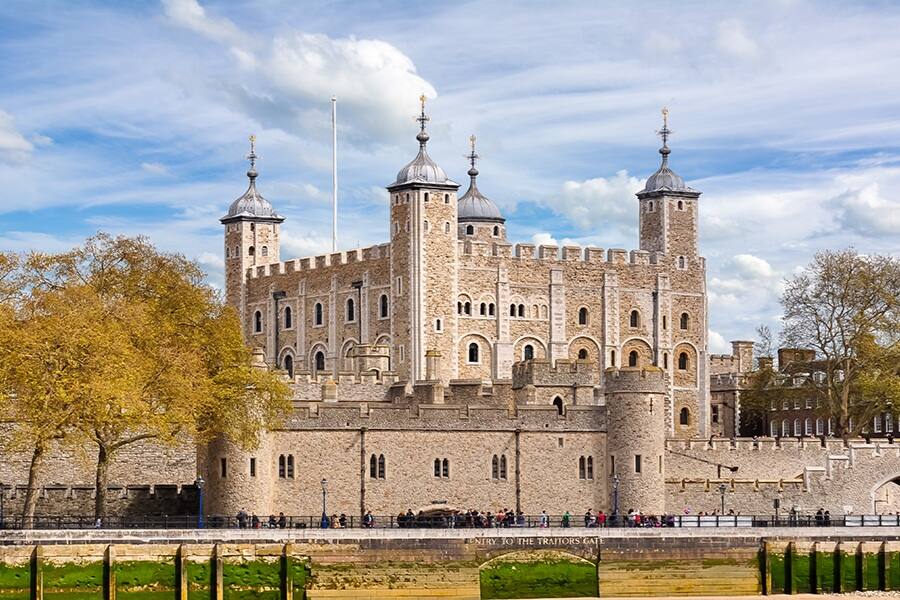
1,513 -> 898,530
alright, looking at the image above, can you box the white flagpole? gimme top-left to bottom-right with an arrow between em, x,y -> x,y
331,95 -> 338,252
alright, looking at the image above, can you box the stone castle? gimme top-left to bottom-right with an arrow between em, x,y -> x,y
0,102 -> 897,521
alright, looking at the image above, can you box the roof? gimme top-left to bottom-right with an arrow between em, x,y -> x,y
458,166 -> 504,223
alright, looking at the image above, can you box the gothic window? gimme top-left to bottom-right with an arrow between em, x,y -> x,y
816,418 -> 824,436
493,225 -> 499,236
442,458 -> 450,478
523,344 -> 534,360
464,302 -> 471,315
578,349 -> 588,360
678,352 -> 689,370
370,454 -> 377,478
510,304 -> 516,317
578,456 -> 586,479
480,303 -> 486,316
250,457 -> 256,477
629,310 -> 640,328
553,396 -> 564,415
628,350 -> 638,367
286,455 -> 295,478
678,256 -> 686,269
586,456 -> 594,479
805,418 -> 813,436
492,455 -> 499,479
249,246 -> 255,256
499,455 -> 507,479
346,298 -> 355,322
677,200 -> 684,210
434,458 -> 441,477
518,304 -> 525,318
679,407 -> 690,426
466,225 -> 474,235
314,351 -> 325,373
284,306 -> 292,329
261,246 -> 268,257
378,454 -> 385,478
380,294 -> 389,318
254,311 -> 262,333
488,303 -> 495,316
314,303 -> 323,326
278,455 -> 286,478
284,355 -> 294,379
468,342 -> 480,364
225,247 -> 230,259
680,312 -> 689,330
578,307 -> 588,325
793,418 -> 801,436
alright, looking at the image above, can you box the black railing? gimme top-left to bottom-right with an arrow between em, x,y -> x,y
0,513 -> 898,530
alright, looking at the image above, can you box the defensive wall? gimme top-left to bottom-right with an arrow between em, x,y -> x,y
2,528 -> 900,598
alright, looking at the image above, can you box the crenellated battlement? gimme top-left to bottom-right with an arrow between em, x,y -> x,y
247,242 -> 391,279
456,241 -> 672,268
604,366 -> 668,393
511,359 -> 597,389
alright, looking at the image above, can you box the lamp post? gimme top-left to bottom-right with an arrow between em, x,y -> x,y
718,483 -> 726,515
612,475 -> 620,526
320,478 -> 328,529
194,476 -> 205,529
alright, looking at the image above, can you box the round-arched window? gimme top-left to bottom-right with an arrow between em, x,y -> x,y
468,342 -> 479,364
524,345 -> 534,360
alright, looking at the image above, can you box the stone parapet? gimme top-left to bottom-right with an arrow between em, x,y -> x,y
603,366 -> 668,394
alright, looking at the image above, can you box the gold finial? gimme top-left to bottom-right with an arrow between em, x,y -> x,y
661,107 -> 669,128
419,94 -> 427,110
469,134 -> 476,152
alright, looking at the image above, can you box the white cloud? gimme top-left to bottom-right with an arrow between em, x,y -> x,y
708,330 -> 730,354
141,162 -> 169,175
830,182 -> 900,236
161,0 -> 240,44
0,110 -> 34,162
197,251 -> 223,270
730,254 -> 777,280
715,19 -> 759,61
531,232 -> 557,246
548,171 -> 644,231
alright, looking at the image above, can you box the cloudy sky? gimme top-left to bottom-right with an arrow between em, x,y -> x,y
1,0 -> 899,353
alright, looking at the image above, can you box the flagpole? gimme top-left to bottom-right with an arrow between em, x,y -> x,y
331,95 -> 338,253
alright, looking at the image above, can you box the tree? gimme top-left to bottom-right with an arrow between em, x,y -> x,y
780,249 -> 900,440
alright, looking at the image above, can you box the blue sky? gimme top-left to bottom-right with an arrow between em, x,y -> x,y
1,0 -> 899,353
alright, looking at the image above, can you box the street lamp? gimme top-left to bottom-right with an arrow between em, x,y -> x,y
718,483 -> 727,515
194,476 -> 205,529
612,475 -> 620,526
320,478 -> 328,529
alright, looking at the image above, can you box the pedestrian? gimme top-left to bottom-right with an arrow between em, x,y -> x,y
278,512 -> 287,529
823,510 -> 831,526
584,509 -> 593,527
251,513 -> 260,529
331,514 -> 340,529
364,510 -> 374,528
562,511 -> 571,528
540,510 -> 549,528
338,513 -> 347,528
598,510 -> 607,528
815,508 -> 824,527
237,508 -> 248,529
267,514 -> 276,528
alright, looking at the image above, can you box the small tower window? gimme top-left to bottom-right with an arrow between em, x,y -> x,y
249,457 -> 256,477
586,456 -> 594,479
680,407 -> 690,425
648,201 -> 654,211
677,200 -> 684,210
578,349 -> 588,359
444,194 -> 450,204
442,458 -> 450,478
492,455 -> 499,479
314,303 -> 323,326
346,298 -> 355,322
553,396 -> 564,415
424,192 -> 429,202
248,246 -> 255,256
314,351 -> 325,373
284,355 -> 294,379
261,246 -> 268,257
284,306 -> 292,329
466,224 -> 474,235
630,310 -> 640,328
628,350 -> 638,367
518,304 -> 525,318
464,302 -> 471,315
678,256 -> 686,269
510,304 -> 516,317
286,455 -> 295,478
663,353 -> 668,369
468,342 -> 480,364
488,303 -> 495,316
278,455 -> 285,478
435,318 -> 442,331
578,307 -> 588,325
254,310 -> 262,333
680,312 -> 689,330
678,352 -> 689,370
524,344 -> 534,360
493,225 -> 499,236
444,222 -> 450,233
380,294 -> 389,318
662,315 -> 667,329
480,303 -> 486,316
370,454 -> 377,478
610,350 -> 616,366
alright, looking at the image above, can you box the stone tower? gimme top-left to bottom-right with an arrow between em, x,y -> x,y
386,97 -> 460,382
221,136 -> 284,318
605,367 -> 668,516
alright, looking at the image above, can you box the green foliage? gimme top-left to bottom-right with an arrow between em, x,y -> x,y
0,563 -> 31,590
42,561 -> 103,590
115,560 -> 175,590
480,559 -> 598,599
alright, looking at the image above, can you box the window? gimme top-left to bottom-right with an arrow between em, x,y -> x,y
434,459 -> 441,477
628,351 -> 638,367
492,455 -> 499,479
286,455 -> 295,478
284,355 -> 294,379
678,256 -> 686,269
444,194 -> 450,204
587,456 -> 594,479
278,455 -> 286,478
770,420 -> 777,436
396,277 -> 402,295
874,416 -> 882,433
518,304 -> 525,318
234,245 -> 239,258
678,352 -> 689,370
380,294 -> 389,318
458,302 -> 463,314
424,192 -> 429,202
634,454 -> 642,474
887,414 -> 894,433
314,303 -> 323,326
793,418 -> 801,436
220,458 -> 227,478
677,200 -> 684,210
378,454 -> 385,478
346,298 -> 355,322
370,454 -> 385,479
443,458 -> 450,478
424,220 -> 430,232
680,313 -> 689,330
480,303 -> 486,316
466,225 -> 474,235
663,353 -> 668,369
805,418 -> 813,436
610,455 -> 616,476
630,310 -> 640,328
679,407 -> 690,426
261,246 -> 268,257
493,225 -> 499,236
468,342 -> 480,364
578,307 -> 588,325
524,344 -> 534,360
488,303 -> 495,316
781,419 -> 790,437
499,455 -> 507,479
649,201 -> 654,211
444,222 -> 450,233
553,396 -> 564,415
578,456 -> 586,479
578,349 -> 588,359
712,405 -> 720,424
510,304 -> 516,317
610,350 -> 616,366
254,311 -> 262,333
284,306 -> 292,329
248,246 -> 255,256
314,351 -> 325,372
816,417 -> 824,436
464,302 -> 471,315
406,193 -> 410,202
435,318 -> 442,332
250,457 -> 256,477
663,315 -> 667,329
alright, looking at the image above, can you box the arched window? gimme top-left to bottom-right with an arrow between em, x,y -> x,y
424,192 -> 429,202
248,246 -> 255,256
405,193 -> 409,202
804,418 -> 813,436
444,222 -> 450,233
629,310 -> 640,328
816,418 -> 824,436
578,456 -> 586,479
286,455 -> 295,478
314,303 -> 323,326
523,345 -> 534,360
610,350 -> 616,366
380,294 -> 389,318
261,246 -> 268,257
648,201 -> 654,211
346,298 -> 355,322
628,350 -> 638,367
370,454 -> 378,478
444,194 -> 450,204
578,349 -> 588,360
480,303 -> 486,316
435,318 -> 442,331
468,342 -> 479,364
782,419 -> 790,437
663,353 -> 668,369
518,304 -> 525,317
578,307 -> 588,325
434,459 -> 441,477
678,256 -> 686,269
770,420 -> 777,436
553,396 -> 564,415
679,407 -> 690,425
466,225 -> 474,235
284,306 -> 292,329
678,352 -> 689,370
314,351 -> 325,372
464,302 -> 471,315
488,303 -> 495,316
510,304 -> 516,317
458,302 -> 463,314
680,312 -> 689,330
499,455 -> 507,479
493,225 -> 499,236
378,454 -> 385,479
442,458 -> 450,478
278,455 -> 286,478
662,315 -> 667,329
254,311 -> 262,333
284,355 -> 294,379
677,200 -> 684,210
491,455 -> 499,479
587,456 -> 594,479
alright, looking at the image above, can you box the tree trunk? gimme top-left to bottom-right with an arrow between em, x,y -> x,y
94,443 -> 110,523
21,441 -> 46,527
